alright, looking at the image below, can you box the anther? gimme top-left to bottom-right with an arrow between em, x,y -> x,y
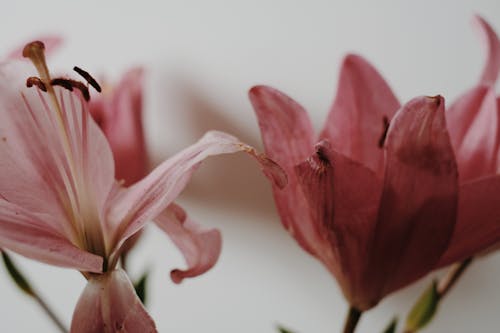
26,77 -> 47,92
73,66 -> 102,93
50,78 -> 91,101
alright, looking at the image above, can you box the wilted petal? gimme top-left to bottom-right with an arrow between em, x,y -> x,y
249,85 -> 326,256
364,96 -> 458,303
474,15 -> 500,86
438,175 -> 500,267
71,269 -> 156,333
155,203 -> 222,283
320,54 -> 400,176
90,68 -> 147,186
0,200 -> 102,272
107,131 -> 285,256
295,141 -> 382,308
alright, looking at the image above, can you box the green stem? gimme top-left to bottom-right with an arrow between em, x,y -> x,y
1,250 -> 68,333
342,306 -> 362,333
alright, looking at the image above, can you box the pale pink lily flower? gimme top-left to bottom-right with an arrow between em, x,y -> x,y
249,16 -> 500,311
0,41 -> 285,332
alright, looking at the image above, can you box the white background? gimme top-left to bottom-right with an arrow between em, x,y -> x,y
1,1 -> 499,332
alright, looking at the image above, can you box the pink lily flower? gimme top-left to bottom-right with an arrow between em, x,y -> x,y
88,67 -> 147,186
0,41 -> 285,332
249,16 -> 500,311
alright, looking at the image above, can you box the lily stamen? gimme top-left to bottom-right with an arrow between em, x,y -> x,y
73,66 -> 102,93
26,77 -> 47,92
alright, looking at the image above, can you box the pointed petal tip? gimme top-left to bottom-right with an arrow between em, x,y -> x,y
471,14 -> 500,86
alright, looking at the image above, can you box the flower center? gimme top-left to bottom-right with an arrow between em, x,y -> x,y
22,41 -> 108,260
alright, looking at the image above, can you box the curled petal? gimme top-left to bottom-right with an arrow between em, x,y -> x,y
438,175 -> 500,267
473,15 -> 500,86
249,86 -> 324,256
364,96 -> 458,304
107,131 -> 285,256
0,200 -> 102,272
155,203 -> 222,283
71,269 -> 156,333
320,54 -> 400,176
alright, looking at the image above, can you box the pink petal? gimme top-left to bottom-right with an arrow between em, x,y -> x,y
473,15 -> 500,86
155,203 -> 222,283
320,54 -> 400,177
437,175 -> 500,267
90,68 -> 147,186
294,141 -> 382,309
249,86 -> 324,256
452,88 -> 499,181
365,96 -> 459,302
0,200 -> 102,272
71,269 -> 156,333
0,60 -> 115,252
107,131 -> 285,257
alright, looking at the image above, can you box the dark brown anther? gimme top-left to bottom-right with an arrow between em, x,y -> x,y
378,116 -> 390,148
73,66 -> 102,93
50,77 -> 91,101
51,78 -> 74,91
26,77 -> 47,92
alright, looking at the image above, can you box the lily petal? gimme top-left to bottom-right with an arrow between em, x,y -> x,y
295,141 -> 382,309
90,68 -> 147,186
107,131 -> 285,256
365,96 -> 458,302
0,200 -> 102,272
320,54 -> 400,177
155,203 -> 222,283
437,175 -> 500,267
71,269 -> 156,333
473,15 -> 500,86
249,85 -> 324,256
453,88 -> 499,181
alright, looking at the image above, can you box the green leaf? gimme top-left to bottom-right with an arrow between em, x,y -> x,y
1,251 -> 33,296
382,317 -> 398,333
405,280 -> 439,331
277,325 -> 296,333
134,270 -> 149,306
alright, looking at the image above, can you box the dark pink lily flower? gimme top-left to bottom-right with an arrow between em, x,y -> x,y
249,16 -> 500,310
0,42 -> 285,332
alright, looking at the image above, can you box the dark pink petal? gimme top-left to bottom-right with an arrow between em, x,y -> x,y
249,86 -> 325,256
107,131 -> 285,257
155,203 -> 222,283
473,15 -> 500,86
6,36 -> 63,60
437,175 -> 500,267
90,68 -> 147,186
452,88 -> 499,181
294,141 -> 382,309
0,200 -> 102,272
320,54 -> 400,176
71,269 -> 156,333
364,96 -> 458,304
